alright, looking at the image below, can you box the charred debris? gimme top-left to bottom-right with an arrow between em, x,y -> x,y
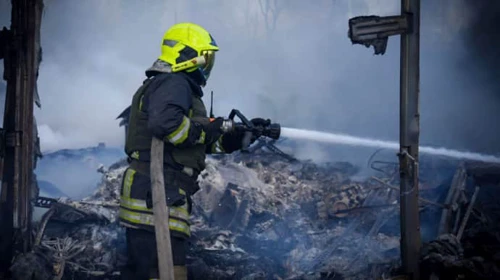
2,1 -> 500,279
9,141 -> 500,280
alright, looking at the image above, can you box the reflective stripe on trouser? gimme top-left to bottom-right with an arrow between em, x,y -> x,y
149,266 -> 187,280
120,196 -> 189,220
119,207 -> 190,237
119,168 -> 191,238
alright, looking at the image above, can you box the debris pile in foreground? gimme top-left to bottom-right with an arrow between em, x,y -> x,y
11,148 -> 500,279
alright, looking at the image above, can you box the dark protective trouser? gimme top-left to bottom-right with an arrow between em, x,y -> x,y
120,228 -> 188,280
119,160 -> 199,279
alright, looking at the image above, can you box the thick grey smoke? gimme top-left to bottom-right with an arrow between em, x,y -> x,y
0,0 -> 499,158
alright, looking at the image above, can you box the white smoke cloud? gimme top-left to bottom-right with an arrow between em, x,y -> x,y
1,0 -> 499,158
37,124 -> 65,152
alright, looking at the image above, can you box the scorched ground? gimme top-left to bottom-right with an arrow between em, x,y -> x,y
10,144 -> 500,279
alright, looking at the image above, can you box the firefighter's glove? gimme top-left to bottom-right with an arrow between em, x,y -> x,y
222,123 -> 261,153
203,117 -> 224,144
221,130 -> 246,153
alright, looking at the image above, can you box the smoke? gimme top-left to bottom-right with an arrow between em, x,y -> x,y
0,0 -> 496,269
0,0 -> 498,158
462,0 -> 500,91
35,145 -> 124,199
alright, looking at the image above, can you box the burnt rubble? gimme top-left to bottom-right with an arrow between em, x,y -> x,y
418,161 -> 500,280
11,148 -> 500,279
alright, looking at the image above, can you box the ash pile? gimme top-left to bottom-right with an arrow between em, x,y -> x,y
189,151 -> 402,280
11,141 -> 500,279
11,159 -> 129,280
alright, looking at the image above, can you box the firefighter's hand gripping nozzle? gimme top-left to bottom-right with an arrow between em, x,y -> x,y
212,109 -> 281,151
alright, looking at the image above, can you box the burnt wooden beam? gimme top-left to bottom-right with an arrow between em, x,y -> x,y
0,27 -> 12,60
0,0 -> 44,276
438,164 -> 467,235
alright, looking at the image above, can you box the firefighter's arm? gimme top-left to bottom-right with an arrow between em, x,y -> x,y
206,117 -> 269,154
147,77 -> 206,147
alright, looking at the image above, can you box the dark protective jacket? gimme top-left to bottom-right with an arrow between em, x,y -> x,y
119,60 -> 232,238
125,71 -> 208,172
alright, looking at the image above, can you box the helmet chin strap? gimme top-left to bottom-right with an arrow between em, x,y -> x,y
171,55 -> 206,73
169,54 -> 209,86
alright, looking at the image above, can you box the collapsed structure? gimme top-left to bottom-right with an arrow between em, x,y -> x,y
9,143 -> 500,279
2,1 -> 500,279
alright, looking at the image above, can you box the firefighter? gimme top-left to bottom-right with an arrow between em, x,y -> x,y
119,22 -> 262,279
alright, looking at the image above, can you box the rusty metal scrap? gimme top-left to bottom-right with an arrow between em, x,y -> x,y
35,196 -> 58,208
370,176 -> 446,208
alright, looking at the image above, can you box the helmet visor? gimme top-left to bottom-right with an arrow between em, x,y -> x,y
200,50 -> 216,81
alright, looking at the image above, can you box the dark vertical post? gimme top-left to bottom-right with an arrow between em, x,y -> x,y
399,0 -> 421,279
0,0 -> 43,276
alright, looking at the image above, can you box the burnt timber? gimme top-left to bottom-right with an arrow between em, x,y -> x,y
0,0 -> 44,277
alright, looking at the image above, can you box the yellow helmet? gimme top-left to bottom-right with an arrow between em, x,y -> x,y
159,22 -> 219,83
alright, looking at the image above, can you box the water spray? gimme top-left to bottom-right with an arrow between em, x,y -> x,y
281,127 -> 500,164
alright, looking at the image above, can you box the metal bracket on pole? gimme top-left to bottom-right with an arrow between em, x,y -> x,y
348,15 -> 409,55
398,149 -> 419,196
398,149 -> 418,196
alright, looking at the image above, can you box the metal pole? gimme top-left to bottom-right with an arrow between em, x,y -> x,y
399,0 -> 421,279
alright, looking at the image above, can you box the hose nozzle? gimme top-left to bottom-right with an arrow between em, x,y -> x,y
262,123 -> 281,140
231,121 -> 280,140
